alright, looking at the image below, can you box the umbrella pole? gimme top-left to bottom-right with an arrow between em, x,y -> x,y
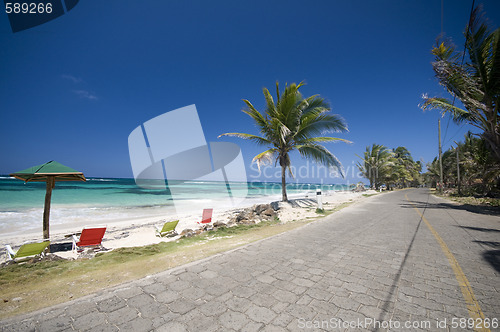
43,176 -> 55,240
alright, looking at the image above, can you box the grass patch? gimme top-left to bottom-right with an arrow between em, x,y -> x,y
331,201 -> 352,213
432,189 -> 500,207
315,201 -> 353,217
362,193 -> 377,197
446,195 -> 500,207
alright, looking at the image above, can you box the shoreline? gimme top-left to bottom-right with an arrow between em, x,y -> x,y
1,190 -> 376,260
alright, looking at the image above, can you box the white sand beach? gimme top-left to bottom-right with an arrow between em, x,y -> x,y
1,190 -> 377,261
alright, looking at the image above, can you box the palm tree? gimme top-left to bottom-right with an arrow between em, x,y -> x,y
393,146 -> 421,187
425,131 -> 500,194
457,132 -> 499,194
219,82 -> 350,202
425,158 -> 441,188
356,144 -> 394,190
421,6 -> 500,161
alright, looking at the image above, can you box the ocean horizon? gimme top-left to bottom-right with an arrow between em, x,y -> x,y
0,176 -> 355,236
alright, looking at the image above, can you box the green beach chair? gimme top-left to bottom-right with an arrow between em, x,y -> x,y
155,220 -> 179,237
5,240 -> 50,262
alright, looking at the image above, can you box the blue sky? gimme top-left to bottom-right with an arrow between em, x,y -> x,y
1,0 -> 500,185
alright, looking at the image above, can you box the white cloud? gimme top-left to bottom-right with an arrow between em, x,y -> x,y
62,74 -> 98,100
61,74 -> 83,84
73,90 -> 98,100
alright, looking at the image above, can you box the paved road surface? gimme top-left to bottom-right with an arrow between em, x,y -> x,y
1,189 -> 499,331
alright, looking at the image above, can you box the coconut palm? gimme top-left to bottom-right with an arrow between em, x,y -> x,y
424,157 -> 441,188
219,82 -> 350,202
424,131 -> 500,194
457,132 -> 499,194
356,144 -> 394,190
421,6 -> 500,161
392,146 -> 421,187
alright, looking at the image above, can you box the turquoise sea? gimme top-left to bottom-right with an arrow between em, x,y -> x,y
0,176 -> 350,236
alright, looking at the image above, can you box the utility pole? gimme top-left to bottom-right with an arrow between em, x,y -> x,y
455,141 -> 461,196
438,119 -> 444,193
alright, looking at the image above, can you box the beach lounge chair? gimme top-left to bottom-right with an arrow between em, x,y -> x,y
155,220 -> 179,237
72,226 -> 106,252
197,208 -> 213,224
5,240 -> 50,262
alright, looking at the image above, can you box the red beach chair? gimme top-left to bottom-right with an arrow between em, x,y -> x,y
198,208 -> 213,224
72,226 -> 107,252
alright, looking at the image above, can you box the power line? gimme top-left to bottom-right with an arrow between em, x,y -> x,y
444,123 -> 467,147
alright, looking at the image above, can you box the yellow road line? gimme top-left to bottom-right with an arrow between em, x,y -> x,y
405,194 -> 490,332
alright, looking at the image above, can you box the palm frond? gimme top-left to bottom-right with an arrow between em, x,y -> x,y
262,87 -> 276,116
218,132 -> 272,146
297,137 -> 353,144
242,100 -> 268,129
295,114 -> 348,141
301,97 -> 330,117
242,99 -> 276,140
296,144 -> 343,172
489,28 -> 500,94
276,84 -> 301,126
466,6 -> 491,95
252,149 -> 278,170
420,97 -> 472,123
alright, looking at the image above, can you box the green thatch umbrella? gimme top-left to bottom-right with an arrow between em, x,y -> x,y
10,161 -> 86,239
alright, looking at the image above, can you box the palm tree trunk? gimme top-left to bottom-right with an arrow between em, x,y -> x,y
281,163 -> 288,202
